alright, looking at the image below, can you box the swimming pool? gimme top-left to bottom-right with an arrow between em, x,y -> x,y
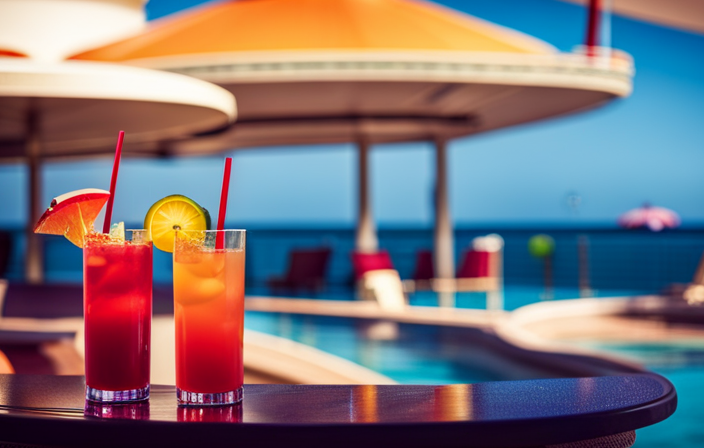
408,285 -> 650,310
244,310 -> 621,384
246,311 -> 501,384
248,285 -> 651,311
244,286 -> 652,385
244,300 -> 694,447
576,342 -> 704,447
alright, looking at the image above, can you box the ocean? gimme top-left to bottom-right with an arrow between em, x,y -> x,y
3,226 -> 703,294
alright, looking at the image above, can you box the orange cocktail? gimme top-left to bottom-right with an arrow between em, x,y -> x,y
173,229 -> 245,406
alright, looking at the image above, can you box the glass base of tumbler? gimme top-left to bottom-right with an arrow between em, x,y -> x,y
86,384 -> 150,403
177,387 -> 243,406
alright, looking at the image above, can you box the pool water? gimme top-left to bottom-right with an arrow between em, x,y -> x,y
248,285 -> 651,311
244,294 -> 697,447
408,286 -> 650,311
245,311 -> 573,384
577,342 -> 704,447
246,312 -> 502,384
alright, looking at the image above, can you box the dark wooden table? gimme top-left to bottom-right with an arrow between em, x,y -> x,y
0,373 -> 676,448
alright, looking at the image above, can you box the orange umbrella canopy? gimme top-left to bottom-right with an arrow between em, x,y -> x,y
72,0 -> 553,60
0,49 -> 28,58
72,0 -> 632,154
68,0 -> 635,283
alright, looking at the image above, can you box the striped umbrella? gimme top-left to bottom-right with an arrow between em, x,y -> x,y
618,203 -> 681,232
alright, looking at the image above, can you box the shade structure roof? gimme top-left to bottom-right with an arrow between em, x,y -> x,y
560,0 -> 704,35
70,0 -> 632,155
0,59 -> 236,161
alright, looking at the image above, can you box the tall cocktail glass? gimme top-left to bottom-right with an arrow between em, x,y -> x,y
83,230 -> 152,402
173,229 -> 245,406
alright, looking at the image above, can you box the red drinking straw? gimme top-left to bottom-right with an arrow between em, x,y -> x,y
102,130 -> 124,234
215,157 -> 232,249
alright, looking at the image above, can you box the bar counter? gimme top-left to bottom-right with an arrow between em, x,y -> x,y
0,373 -> 676,448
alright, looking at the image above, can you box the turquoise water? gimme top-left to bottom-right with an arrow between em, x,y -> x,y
243,286 -> 649,383
243,292 -> 697,446
407,285 -> 649,311
577,342 -> 704,447
249,285 -> 650,311
244,288 -> 653,385
245,312 -> 504,384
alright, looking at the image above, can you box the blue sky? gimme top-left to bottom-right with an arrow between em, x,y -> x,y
1,0 -> 702,229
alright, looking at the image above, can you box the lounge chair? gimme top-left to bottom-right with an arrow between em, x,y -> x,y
351,251 -> 406,310
0,329 -> 80,375
0,281 -> 83,375
410,236 -> 504,309
267,247 -> 332,293
410,235 -> 504,294
452,248 -> 502,292
359,269 -> 407,311
1,282 -> 83,319
411,250 -> 434,290
350,250 -> 394,281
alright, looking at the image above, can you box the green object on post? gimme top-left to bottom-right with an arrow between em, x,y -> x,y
528,234 -> 555,258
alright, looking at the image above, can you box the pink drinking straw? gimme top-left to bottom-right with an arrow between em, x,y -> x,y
102,130 -> 124,234
215,157 -> 232,249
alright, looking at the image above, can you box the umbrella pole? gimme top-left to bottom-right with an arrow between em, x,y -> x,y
578,234 -> 593,297
543,255 -> 554,300
434,138 -> 455,307
355,138 -> 378,253
24,109 -> 44,284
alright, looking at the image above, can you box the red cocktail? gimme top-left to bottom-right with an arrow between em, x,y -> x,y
84,230 -> 152,402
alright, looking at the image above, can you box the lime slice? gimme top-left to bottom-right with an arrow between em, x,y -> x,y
144,195 -> 209,253
202,207 -> 212,231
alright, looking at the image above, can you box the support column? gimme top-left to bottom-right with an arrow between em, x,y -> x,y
433,138 -> 454,280
25,110 -> 43,284
433,138 -> 455,307
355,139 -> 378,253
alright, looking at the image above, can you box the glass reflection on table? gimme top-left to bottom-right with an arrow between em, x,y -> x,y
85,401 -> 150,420
178,404 -> 243,423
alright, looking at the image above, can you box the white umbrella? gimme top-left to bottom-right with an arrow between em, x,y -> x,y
0,56 -> 236,282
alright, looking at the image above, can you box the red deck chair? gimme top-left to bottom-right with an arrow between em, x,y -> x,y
267,247 -> 332,292
412,250 -> 434,281
351,250 -> 394,280
409,250 -> 435,291
351,250 -> 408,307
457,250 -> 491,278
455,249 -> 501,292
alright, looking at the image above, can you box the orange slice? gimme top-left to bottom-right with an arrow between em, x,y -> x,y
33,188 -> 110,248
